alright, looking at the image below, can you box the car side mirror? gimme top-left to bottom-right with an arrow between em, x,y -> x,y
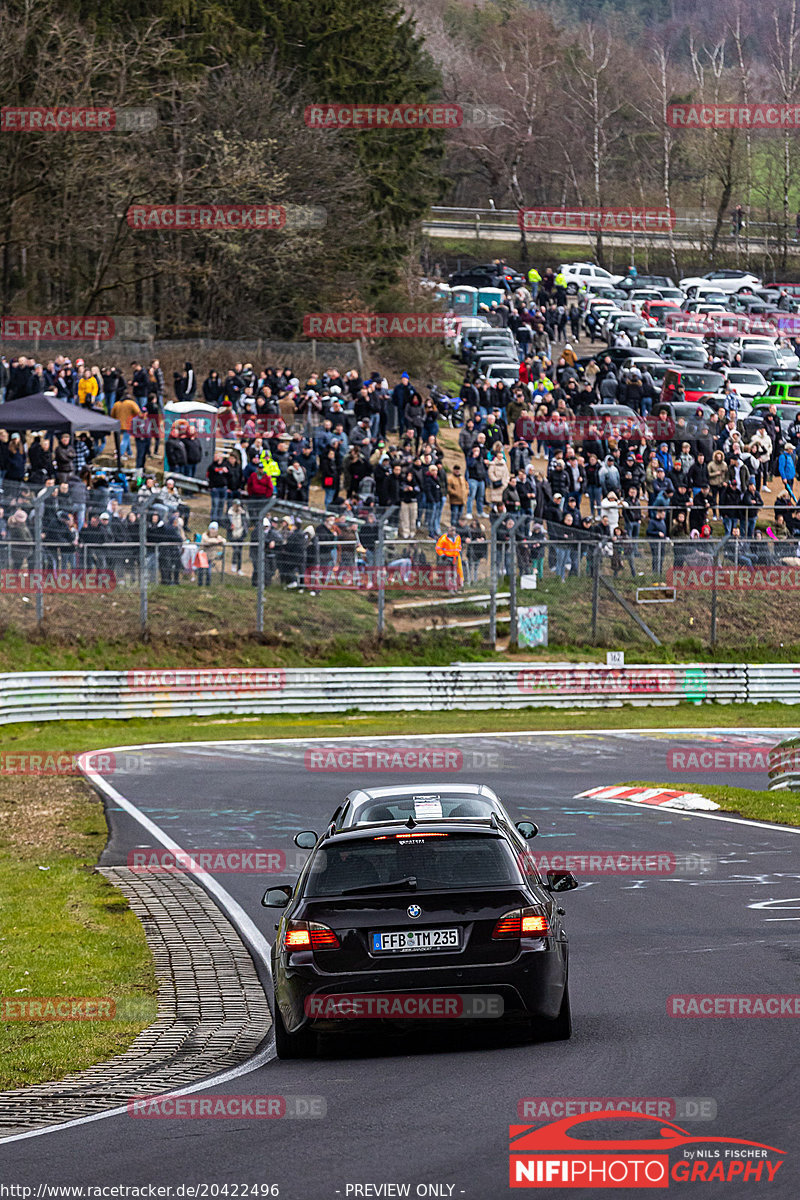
546,870 -> 579,893
294,831 -> 317,849
262,885 -> 293,908
515,820 -> 539,840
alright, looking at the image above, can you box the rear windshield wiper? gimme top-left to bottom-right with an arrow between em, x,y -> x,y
340,876 -> 418,895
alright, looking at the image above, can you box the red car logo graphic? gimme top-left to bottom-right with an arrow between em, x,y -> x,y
509,1112 -> 784,1188
510,1110 -> 784,1154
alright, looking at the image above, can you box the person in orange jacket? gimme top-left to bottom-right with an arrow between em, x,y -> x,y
436,526 -> 464,587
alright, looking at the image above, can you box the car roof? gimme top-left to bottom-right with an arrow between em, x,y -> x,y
321,818 -> 507,845
589,404 -> 637,415
344,782 -> 501,804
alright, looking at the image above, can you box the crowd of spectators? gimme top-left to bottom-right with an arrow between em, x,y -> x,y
5,272 -> 800,591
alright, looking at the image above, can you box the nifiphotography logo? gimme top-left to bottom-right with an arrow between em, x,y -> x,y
508,1112 -> 785,1187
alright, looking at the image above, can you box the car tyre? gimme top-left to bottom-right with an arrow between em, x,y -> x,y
273,998 -> 317,1059
535,983 -> 572,1042
567,282 -> 578,295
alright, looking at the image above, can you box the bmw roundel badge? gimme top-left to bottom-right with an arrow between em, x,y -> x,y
407,903 -> 422,919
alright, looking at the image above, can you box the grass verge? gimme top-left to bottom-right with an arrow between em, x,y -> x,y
0,774 -> 158,1090
3,703 -> 800,760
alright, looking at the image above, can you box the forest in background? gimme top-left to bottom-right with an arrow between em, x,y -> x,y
2,0 -> 800,339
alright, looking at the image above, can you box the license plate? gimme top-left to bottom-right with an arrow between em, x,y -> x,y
371,928 -> 459,953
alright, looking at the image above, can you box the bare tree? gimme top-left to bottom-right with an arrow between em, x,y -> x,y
562,25 -> 627,266
767,0 -> 800,268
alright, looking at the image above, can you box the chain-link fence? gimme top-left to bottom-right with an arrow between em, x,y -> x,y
0,493 -> 797,652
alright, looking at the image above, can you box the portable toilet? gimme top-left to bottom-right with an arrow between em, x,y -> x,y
450,285 -> 478,317
163,401 -> 218,480
478,286 -> 505,309
434,282 -> 451,307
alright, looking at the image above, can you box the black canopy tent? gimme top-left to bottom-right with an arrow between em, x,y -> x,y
0,393 -> 120,434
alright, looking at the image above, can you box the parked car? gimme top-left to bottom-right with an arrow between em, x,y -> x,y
637,326 -> 671,351
742,401 -> 800,441
446,315 -> 491,353
623,288 -> 665,314
660,342 -> 709,366
701,391 -> 754,421
719,367 -> 769,399
605,313 -> 646,344
450,262 -> 524,290
660,368 -> 724,405
741,347 -> 798,373
727,293 -> 773,315
679,269 -> 762,295
560,261 -> 624,294
617,273 -> 677,292
482,362 -> 522,386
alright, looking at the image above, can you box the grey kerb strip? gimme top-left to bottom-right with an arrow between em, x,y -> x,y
0,868 -> 272,1135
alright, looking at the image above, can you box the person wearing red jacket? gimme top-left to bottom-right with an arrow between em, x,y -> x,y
246,463 -> 275,500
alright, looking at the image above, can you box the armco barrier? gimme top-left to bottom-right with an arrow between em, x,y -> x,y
0,662 -> 783,725
768,734 -> 800,792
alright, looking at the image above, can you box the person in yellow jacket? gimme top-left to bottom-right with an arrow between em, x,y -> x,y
77,368 -> 99,406
554,271 -> 567,297
527,266 -> 542,302
436,527 -> 464,587
258,447 -> 281,481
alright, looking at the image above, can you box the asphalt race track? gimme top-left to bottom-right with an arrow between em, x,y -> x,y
3,729 -> 800,1199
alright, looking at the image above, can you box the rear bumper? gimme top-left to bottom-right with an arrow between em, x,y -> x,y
275,943 -> 568,1034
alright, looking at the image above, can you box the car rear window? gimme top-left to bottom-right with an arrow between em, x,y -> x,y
680,372 -> 723,390
351,795 -> 498,824
304,834 -> 521,895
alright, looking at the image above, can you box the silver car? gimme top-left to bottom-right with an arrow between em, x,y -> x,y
294,783 -> 539,854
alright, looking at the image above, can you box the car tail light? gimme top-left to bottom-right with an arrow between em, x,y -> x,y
492,907 -> 549,939
284,925 -> 311,950
284,921 -> 340,951
309,923 -> 340,949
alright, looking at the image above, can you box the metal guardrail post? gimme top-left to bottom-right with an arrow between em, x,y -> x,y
33,498 -> 44,629
489,516 -> 499,649
591,543 -> 600,643
377,514 -> 386,639
138,502 -> 148,633
256,510 -> 265,633
710,536 -> 730,650
508,522 -> 518,647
